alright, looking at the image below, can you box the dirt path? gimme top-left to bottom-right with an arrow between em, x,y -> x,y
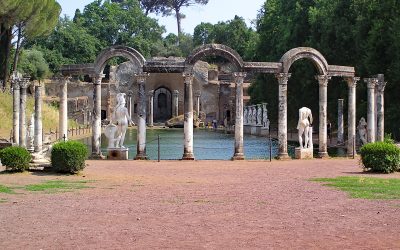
0,159 -> 399,249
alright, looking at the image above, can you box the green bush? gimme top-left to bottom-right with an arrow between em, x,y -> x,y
51,141 -> 88,174
0,146 -> 31,172
360,142 -> 400,173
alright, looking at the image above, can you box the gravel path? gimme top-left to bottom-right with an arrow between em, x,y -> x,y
0,159 -> 399,249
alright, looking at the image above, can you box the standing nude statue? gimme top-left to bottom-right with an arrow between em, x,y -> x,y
113,93 -> 134,148
297,107 -> 313,149
358,117 -> 367,145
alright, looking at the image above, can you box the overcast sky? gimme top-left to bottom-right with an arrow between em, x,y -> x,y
57,0 -> 265,35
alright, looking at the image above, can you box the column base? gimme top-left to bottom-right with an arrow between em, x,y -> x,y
318,152 -> 329,159
182,153 -> 195,160
89,153 -> 105,160
134,153 -> 148,160
232,153 -> 245,161
347,153 -> 357,158
277,153 -> 291,160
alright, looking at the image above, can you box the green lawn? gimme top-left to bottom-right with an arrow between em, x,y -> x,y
312,176 -> 400,200
25,180 -> 93,193
0,184 -> 14,194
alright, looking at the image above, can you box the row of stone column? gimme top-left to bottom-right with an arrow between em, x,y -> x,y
276,73 -> 359,159
88,72 -> 246,161
12,76 -> 43,153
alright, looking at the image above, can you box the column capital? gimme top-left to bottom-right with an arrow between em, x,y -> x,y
315,74 -> 331,87
344,77 -> 360,88
93,74 -> 106,85
182,72 -> 194,83
364,78 -> 378,89
148,90 -> 154,97
19,77 -> 30,89
376,80 -> 387,93
135,72 -> 149,84
275,73 -> 292,85
195,90 -> 201,97
173,90 -> 179,96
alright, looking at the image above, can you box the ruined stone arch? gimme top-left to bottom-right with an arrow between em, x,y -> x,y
280,47 -> 329,75
185,44 -> 244,72
94,45 -> 146,75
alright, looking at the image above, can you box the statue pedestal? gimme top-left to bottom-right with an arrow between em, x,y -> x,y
295,147 -> 313,159
107,148 -> 129,160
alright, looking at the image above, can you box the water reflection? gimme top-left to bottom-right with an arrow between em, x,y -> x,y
79,128 -> 346,160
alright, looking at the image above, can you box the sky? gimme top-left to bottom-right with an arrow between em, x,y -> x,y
57,0 -> 266,35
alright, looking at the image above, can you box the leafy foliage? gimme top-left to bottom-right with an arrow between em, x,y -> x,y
17,49 -> 49,80
51,141 -> 88,174
0,146 -> 31,172
251,0 -> 400,138
360,142 -> 400,173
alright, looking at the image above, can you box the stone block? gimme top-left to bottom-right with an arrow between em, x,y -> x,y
295,147 -> 313,159
107,148 -> 129,160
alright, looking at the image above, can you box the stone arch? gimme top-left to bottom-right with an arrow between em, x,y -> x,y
280,47 -> 329,75
94,45 -> 146,75
185,44 -> 244,71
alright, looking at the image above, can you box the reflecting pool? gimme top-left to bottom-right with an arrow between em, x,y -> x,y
80,128 -> 283,160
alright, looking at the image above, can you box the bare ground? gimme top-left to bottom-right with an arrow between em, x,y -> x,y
0,159 -> 399,249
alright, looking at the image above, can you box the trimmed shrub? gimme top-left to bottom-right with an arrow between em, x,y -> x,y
0,146 -> 31,172
360,142 -> 400,173
51,141 -> 88,174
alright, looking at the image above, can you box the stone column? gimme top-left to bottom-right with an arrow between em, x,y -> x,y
345,77 -> 360,157
148,90 -> 154,127
232,72 -> 246,160
195,91 -> 201,117
375,74 -> 386,141
275,73 -> 291,160
91,74 -> 105,159
337,99 -> 344,144
34,82 -> 43,153
135,73 -> 149,160
12,78 -> 20,145
19,78 -> 29,147
182,73 -> 195,160
316,75 -> 331,158
127,92 -> 132,119
365,78 -> 378,143
106,83 -> 112,121
59,76 -> 69,141
173,90 -> 179,117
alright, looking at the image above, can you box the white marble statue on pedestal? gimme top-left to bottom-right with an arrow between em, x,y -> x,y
358,117 -> 367,145
257,105 -> 262,126
105,93 -> 134,149
251,106 -> 257,125
262,104 -> 269,129
297,107 -> 313,149
244,107 -> 248,125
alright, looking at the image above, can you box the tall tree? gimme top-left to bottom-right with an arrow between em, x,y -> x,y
0,0 -> 60,87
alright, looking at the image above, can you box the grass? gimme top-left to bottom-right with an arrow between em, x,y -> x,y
0,89 -> 79,139
25,180 -> 93,193
0,184 -> 14,194
312,176 -> 400,200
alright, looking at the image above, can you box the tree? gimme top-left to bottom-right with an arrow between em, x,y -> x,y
139,0 -> 209,43
17,49 -> 49,81
0,0 -> 60,87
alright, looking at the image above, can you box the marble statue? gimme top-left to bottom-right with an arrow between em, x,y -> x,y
297,107 -> 313,149
262,104 -> 269,128
108,93 -> 134,148
251,106 -> 257,125
244,107 -> 248,125
257,105 -> 262,126
358,117 -> 367,145
104,123 -> 119,148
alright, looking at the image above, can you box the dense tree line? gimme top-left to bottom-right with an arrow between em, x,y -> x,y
249,0 -> 400,139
